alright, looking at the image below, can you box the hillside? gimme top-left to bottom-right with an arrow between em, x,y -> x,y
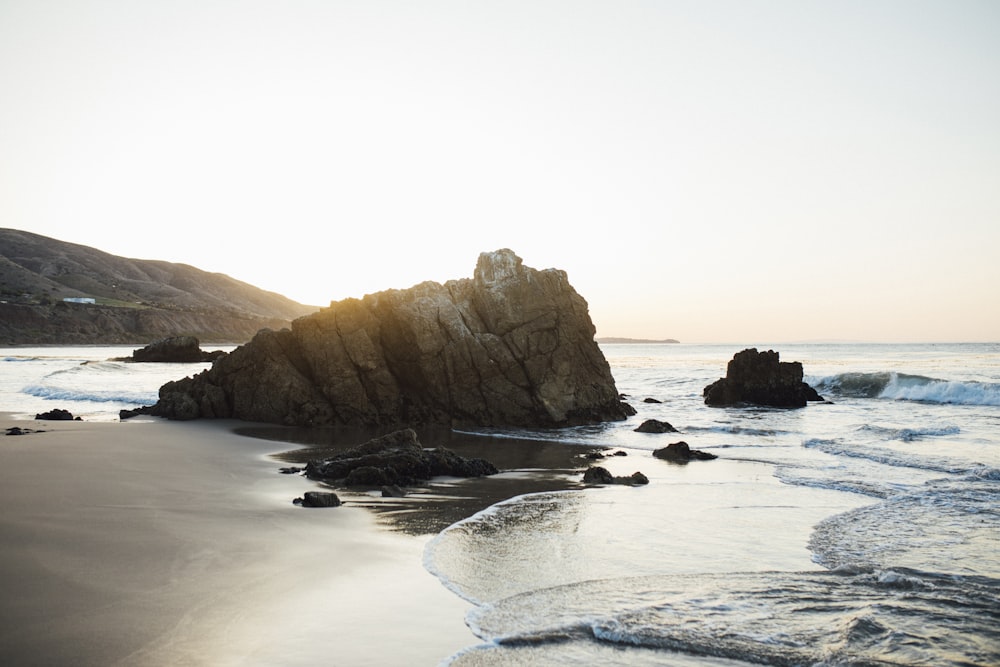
0,228 -> 318,344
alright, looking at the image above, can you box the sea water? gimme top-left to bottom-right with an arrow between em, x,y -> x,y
2,343 -> 998,665
0,345 -> 235,420
427,343 -> 1000,666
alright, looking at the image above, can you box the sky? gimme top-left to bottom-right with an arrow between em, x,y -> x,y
1,1 -> 998,343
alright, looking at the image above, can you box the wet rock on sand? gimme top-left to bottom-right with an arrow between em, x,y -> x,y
634,418 -> 677,433
582,466 -> 649,486
294,491 -> 342,508
653,441 -> 717,462
304,428 -> 498,488
35,409 -> 79,421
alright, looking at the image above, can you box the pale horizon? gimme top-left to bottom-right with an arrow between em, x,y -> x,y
2,1 -> 997,344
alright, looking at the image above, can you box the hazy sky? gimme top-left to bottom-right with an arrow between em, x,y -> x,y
2,1 -> 997,343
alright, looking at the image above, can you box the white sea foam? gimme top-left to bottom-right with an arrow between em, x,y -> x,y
803,437 -> 970,475
0,345 -> 229,419
812,371 -> 1000,406
432,343 -> 1000,666
855,423 -> 962,442
22,384 -> 158,405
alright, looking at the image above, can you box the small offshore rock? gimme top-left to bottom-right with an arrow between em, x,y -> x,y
131,335 -> 226,363
611,450 -> 628,457
35,409 -> 77,421
634,419 -> 677,433
294,491 -> 342,508
703,348 -> 824,408
6,427 -> 27,435
279,467 -> 303,475
653,441 -> 717,462
642,397 -> 662,404
629,471 -> 650,484
381,485 -> 406,498
583,466 -> 614,484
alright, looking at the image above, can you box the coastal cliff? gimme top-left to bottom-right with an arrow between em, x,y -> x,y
139,249 -> 633,428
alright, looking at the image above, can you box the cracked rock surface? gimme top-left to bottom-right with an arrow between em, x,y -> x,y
138,249 -> 632,428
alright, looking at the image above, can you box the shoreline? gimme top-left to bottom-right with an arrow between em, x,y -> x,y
1,411 -> 877,666
0,414 -> 476,666
253,424 -> 607,536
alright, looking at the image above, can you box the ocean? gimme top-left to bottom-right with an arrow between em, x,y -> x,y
0,345 -> 237,421
2,342 -> 998,665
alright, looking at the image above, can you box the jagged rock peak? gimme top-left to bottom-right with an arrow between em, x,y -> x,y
136,250 -> 634,428
475,248 -> 527,285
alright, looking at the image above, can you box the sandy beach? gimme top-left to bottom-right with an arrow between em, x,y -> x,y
0,415 -> 476,666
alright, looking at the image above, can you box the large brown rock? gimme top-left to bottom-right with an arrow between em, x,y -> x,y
703,348 -> 824,408
137,250 -> 633,428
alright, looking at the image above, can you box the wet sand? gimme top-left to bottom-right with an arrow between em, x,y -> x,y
257,424 -> 607,536
0,415 -> 478,666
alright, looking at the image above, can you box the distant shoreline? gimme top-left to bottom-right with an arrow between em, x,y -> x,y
596,337 -> 679,344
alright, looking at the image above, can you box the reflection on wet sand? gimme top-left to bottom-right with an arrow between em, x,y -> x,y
240,425 -> 611,535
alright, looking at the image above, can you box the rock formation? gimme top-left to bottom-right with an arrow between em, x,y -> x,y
303,429 -> 498,487
703,348 -> 824,408
652,441 -> 717,462
35,408 -> 79,421
634,418 -> 677,433
582,466 -> 649,485
293,491 -> 342,508
131,336 -> 227,363
134,250 -> 633,428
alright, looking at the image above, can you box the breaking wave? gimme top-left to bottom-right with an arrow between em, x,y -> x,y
811,372 -> 1000,406
16,359 -> 207,410
22,384 -> 158,405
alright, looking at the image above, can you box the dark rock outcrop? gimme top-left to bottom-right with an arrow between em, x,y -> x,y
136,250 -> 633,428
634,418 -> 677,433
294,491 -> 342,508
584,450 -> 629,460
582,466 -> 649,485
303,429 -> 498,487
703,348 -> 824,408
653,441 -> 717,462
131,336 -> 226,363
35,408 -> 78,421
